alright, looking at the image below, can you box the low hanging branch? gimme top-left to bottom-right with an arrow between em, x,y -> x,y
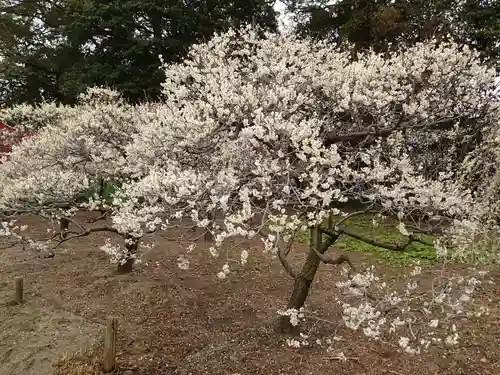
321,227 -> 434,251
53,226 -> 120,246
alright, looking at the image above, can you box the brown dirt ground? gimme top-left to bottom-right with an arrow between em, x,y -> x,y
0,214 -> 499,375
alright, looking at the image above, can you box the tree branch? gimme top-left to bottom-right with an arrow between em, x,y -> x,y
277,240 -> 298,279
53,226 -> 120,247
322,227 -> 434,252
318,229 -> 340,252
310,243 -> 355,273
323,116 -> 464,147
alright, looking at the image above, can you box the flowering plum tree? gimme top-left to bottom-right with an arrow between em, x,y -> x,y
0,88 -> 162,272
0,101 -> 72,157
107,27 -> 499,334
1,27 -> 498,352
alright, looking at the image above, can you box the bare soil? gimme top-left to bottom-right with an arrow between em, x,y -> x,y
0,214 -> 499,375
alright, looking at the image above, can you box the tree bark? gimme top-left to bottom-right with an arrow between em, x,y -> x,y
279,226 -> 323,334
116,258 -> 134,274
60,218 -> 69,239
116,236 -> 138,274
204,210 -> 214,242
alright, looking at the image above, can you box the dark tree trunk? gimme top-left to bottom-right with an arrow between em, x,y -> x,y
60,218 -> 69,239
279,227 -> 323,334
117,258 -> 134,274
116,236 -> 139,274
204,210 -> 215,242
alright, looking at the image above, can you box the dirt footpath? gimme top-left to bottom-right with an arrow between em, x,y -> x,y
0,298 -> 101,375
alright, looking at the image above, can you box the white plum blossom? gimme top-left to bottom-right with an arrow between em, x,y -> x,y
278,307 -> 305,327
177,255 -> 190,270
240,249 -> 249,265
428,319 -> 439,328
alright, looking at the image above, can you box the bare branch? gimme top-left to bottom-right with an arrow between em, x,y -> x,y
322,227 -> 434,252
53,226 -> 120,247
332,207 -> 377,228
310,243 -> 355,274
323,116 -> 464,147
277,240 -> 298,279
84,210 -> 110,224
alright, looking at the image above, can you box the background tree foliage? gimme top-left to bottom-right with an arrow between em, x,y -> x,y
0,0 -> 277,105
284,0 -> 499,68
1,0 -> 498,106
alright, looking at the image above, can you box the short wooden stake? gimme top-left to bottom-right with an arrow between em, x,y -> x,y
103,317 -> 118,372
15,278 -> 23,304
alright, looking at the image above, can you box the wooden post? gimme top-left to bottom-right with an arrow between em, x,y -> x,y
15,278 -> 23,304
103,317 -> 117,372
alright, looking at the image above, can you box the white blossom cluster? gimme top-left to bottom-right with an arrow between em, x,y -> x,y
0,88 -> 137,206
282,264 -> 492,354
277,307 -> 306,327
0,87 -> 156,258
330,265 -> 492,354
0,101 -> 74,131
101,26 -> 498,268
100,238 -> 141,266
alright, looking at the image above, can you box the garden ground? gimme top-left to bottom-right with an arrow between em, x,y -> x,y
0,214 -> 499,375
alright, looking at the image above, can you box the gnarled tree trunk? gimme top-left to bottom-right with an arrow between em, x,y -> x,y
204,210 -> 215,242
116,236 -> 139,274
60,218 -> 69,239
279,226 -> 323,334
117,258 -> 134,274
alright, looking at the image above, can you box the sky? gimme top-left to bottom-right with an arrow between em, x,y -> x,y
273,1 -> 294,32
